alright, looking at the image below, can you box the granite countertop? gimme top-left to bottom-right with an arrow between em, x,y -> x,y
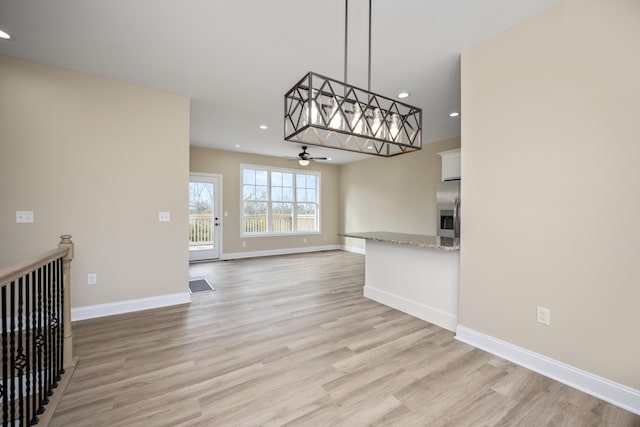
340,231 -> 460,251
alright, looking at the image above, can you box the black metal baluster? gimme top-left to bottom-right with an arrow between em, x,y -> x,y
17,277 -> 25,426
2,286 -> 8,426
42,262 -> 51,408
50,259 -> 59,389
56,258 -> 63,379
51,260 -> 58,388
30,270 -> 38,425
45,262 -> 52,400
25,272 -> 32,427
10,281 -> 16,424
59,259 -> 65,377
36,266 -> 45,415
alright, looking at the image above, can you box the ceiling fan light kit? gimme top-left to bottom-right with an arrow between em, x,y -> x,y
294,146 -> 327,166
284,0 -> 422,158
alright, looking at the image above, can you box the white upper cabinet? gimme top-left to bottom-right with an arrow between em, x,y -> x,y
438,148 -> 461,181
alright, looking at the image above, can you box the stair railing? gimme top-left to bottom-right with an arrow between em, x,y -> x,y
0,235 -> 74,426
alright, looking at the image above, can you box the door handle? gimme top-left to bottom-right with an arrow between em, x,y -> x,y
453,198 -> 460,238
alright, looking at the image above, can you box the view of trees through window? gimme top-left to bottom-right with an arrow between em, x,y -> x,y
189,182 -> 213,215
242,165 -> 319,234
189,181 -> 214,249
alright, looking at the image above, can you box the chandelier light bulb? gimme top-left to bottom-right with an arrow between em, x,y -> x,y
311,93 -> 323,125
301,90 -> 323,127
389,114 -> 402,142
351,103 -> 367,135
329,98 -> 345,130
371,108 -> 385,139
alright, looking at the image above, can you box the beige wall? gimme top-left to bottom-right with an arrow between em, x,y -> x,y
0,56 -> 190,308
190,146 -> 340,255
339,137 -> 460,250
460,0 -> 640,389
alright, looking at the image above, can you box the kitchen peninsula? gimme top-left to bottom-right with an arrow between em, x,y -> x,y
341,231 -> 460,331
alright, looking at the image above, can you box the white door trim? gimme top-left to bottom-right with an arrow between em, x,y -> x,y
189,173 -> 223,261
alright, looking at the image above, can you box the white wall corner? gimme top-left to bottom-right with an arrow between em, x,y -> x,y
71,292 -> 191,322
455,325 -> 640,416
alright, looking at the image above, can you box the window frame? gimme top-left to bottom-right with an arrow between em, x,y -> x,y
240,163 -> 321,237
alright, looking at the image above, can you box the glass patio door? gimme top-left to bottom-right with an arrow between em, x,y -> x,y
189,174 -> 221,261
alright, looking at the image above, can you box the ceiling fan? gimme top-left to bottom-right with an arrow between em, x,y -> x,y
290,146 -> 328,166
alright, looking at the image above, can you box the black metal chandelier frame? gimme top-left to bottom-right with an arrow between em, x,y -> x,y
284,0 -> 422,157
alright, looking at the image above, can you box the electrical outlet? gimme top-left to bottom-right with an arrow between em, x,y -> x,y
303,238 -> 308,243
158,211 -> 171,222
88,273 -> 97,285
536,306 -> 550,325
242,241 -> 247,248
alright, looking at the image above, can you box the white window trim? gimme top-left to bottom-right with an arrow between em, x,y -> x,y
240,163 -> 321,238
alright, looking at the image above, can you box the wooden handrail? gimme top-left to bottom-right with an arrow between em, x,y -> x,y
0,246 -> 69,288
0,235 -> 74,365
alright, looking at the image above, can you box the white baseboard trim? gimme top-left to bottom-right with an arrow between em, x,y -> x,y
340,245 -> 366,255
71,292 -> 192,322
221,244 -> 341,260
455,325 -> 640,416
364,286 -> 457,332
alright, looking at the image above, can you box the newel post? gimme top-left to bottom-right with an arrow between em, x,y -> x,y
59,234 -> 74,367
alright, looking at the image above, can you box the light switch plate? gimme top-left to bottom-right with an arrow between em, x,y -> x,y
16,211 -> 34,223
159,211 -> 171,222
88,273 -> 97,285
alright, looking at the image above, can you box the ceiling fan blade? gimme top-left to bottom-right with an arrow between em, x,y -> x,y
288,145 -> 325,162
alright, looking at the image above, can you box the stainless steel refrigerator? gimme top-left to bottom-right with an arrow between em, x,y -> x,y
436,180 -> 460,238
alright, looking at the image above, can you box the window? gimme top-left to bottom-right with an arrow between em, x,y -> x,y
241,164 -> 320,235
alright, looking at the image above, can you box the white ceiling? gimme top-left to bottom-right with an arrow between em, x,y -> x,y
0,0 -> 561,164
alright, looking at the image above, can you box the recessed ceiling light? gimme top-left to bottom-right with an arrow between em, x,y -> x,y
449,112 -> 460,117
259,125 -> 268,130
398,92 -> 410,99
0,30 -> 12,40
327,158 -> 332,161
234,144 -> 241,148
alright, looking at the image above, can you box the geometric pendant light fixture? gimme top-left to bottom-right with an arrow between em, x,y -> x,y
284,0 -> 422,157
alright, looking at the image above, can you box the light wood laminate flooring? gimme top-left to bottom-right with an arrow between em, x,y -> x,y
51,251 -> 639,426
